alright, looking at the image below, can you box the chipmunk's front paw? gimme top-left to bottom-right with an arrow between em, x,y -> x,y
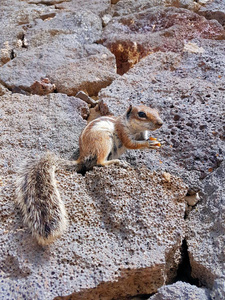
148,137 -> 161,149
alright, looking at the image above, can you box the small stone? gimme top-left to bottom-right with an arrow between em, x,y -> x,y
102,14 -> 112,27
183,42 -> 205,54
1,41 -> 11,64
30,78 -> 56,95
75,91 -> 97,107
162,172 -> 171,182
185,193 -> 200,206
0,83 -> 9,96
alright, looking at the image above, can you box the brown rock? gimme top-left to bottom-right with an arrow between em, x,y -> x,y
75,91 -> 97,107
198,0 -> 225,27
102,6 -> 225,74
30,78 -> 56,95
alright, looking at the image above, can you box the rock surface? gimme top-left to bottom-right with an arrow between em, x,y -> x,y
99,40 -> 225,191
0,0 -> 225,299
56,0 -> 111,16
111,0 -> 202,17
0,93 -> 88,163
187,161 -> 225,291
148,281 -> 210,300
0,9 -> 117,96
102,6 -> 225,74
199,0 -> 225,27
0,93 -> 187,298
0,0 -> 57,66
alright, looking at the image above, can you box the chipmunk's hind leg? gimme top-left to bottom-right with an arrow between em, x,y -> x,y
100,159 -> 122,167
99,156 -> 129,168
96,144 -> 128,168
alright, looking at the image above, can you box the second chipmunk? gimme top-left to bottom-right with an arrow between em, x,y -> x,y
15,104 -> 163,246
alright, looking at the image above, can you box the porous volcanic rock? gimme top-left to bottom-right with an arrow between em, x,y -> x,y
112,0 -> 202,17
102,6 -> 225,74
198,0 -> 225,27
25,10 -> 102,48
0,166 -> 187,299
0,91 -> 188,299
148,281 -> 210,300
0,37 -> 117,96
0,5 -> 118,96
211,277 -> 225,300
99,41 -> 225,191
187,161 -> 225,290
1,0 -> 225,299
56,0 -> 111,16
0,0 -> 57,66
0,93 -> 88,166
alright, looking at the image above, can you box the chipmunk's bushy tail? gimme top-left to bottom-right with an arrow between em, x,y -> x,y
15,152 -> 69,246
15,151 -> 98,245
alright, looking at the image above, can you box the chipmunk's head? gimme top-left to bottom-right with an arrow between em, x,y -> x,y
126,104 -> 163,132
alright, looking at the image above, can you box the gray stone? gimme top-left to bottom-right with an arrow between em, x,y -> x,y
198,0 -> 225,27
25,10 -> 102,48
0,92 -> 187,298
1,0 -> 225,298
102,6 -> 224,74
0,166 -> 187,299
25,0 -> 70,4
0,37 -> 117,96
56,0 -> 111,17
0,0 -> 57,66
47,44 -> 117,96
99,42 -> 225,190
0,93 -> 88,164
211,278 -> 225,300
187,161 -> 225,288
148,281 -> 210,300
0,9 -> 114,96
112,0 -> 202,17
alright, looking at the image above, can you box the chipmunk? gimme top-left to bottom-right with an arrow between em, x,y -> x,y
15,104 -> 163,246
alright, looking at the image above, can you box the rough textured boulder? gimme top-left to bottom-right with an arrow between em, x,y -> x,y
0,10 -> 117,96
187,161 -> 225,295
0,92 -> 187,299
0,0 -> 225,299
0,0 -> 57,66
99,41 -> 225,191
102,6 -> 225,74
56,0 -> 111,16
111,0 -> 203,17
148,281 -> 210,300
199,0 -> 225,27
25,10 -> 103,48
0,93 -> 88,163
1,165 -> 187,299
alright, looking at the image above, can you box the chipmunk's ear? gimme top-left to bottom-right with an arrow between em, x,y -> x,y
126,104 -> 132,119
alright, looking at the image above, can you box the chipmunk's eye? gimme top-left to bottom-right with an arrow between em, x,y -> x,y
138,111 -> 147,118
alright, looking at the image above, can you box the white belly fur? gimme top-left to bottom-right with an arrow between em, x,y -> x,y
91,118 -> 115,134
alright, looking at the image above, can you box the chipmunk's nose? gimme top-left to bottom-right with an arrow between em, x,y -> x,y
156,119 -> 163,128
